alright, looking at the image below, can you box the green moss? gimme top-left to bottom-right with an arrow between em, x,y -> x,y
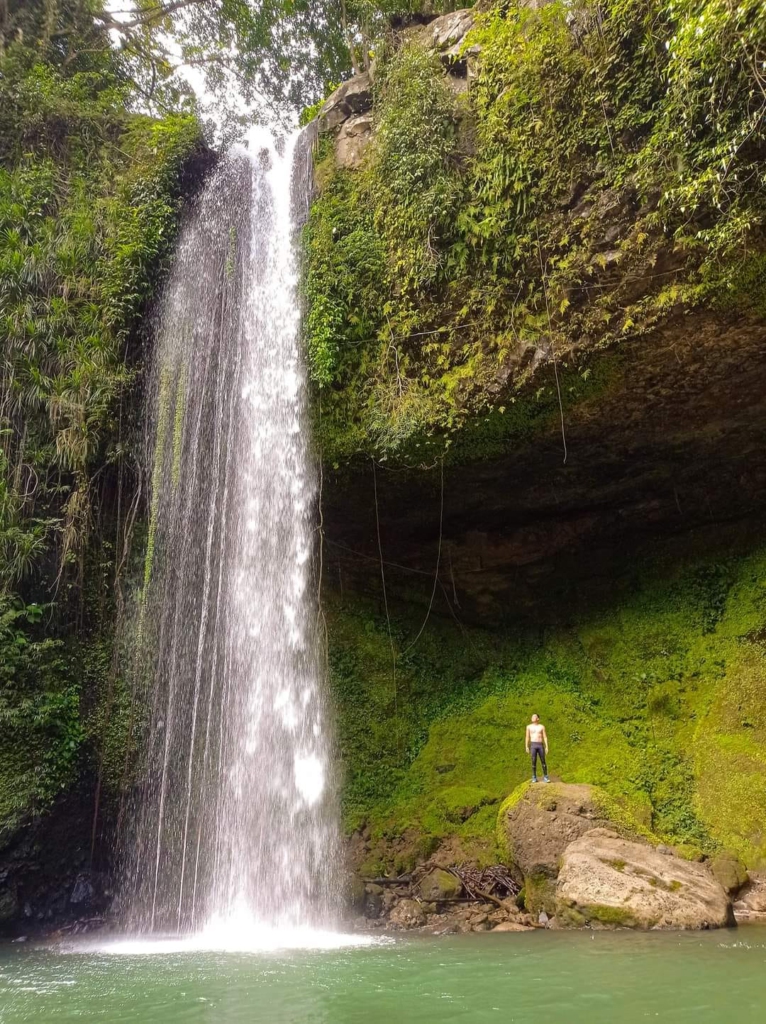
0,30 -> 201,837
582,904 -> 638,928
524,873 -> 557,916
306,0 -> 766,467
330,533 -> 766,870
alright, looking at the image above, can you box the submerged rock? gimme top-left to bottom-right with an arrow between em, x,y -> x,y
556,829 -> 732,930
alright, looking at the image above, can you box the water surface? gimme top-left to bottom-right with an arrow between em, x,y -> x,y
2,929 -> 765,1023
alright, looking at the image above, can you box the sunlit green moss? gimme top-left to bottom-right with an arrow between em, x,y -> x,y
329,534 -> 766,868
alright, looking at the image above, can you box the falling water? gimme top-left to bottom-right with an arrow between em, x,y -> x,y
120,126 -> 339,940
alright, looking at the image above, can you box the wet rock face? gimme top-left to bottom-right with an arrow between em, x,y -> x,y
0,879 -> 18,924
0,791 -> 113,938
556,829 -> 732,930
323,313 -> 766,626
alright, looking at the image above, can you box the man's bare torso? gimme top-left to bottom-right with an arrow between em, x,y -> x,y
527,723 -> 545,744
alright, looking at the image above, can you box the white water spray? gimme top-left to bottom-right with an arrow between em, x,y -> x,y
120,126 -> 340,944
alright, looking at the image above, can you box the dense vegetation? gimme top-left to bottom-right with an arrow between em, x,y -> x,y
305,0 -> 766,464
0,0 -> 462,855
329,528 -> 766,871
2,0 -> 766,922
0,0 -> 202,842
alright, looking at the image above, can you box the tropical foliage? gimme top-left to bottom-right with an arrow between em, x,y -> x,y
0,0 -> 202,836
304,0 -> 766,463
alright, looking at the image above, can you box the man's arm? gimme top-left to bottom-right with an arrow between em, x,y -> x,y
525,725 -> 530,753
542,726 -> 549,753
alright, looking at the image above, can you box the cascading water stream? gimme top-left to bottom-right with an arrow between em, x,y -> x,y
120,125 -> 340,943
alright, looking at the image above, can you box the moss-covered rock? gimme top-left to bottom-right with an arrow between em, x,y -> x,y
332,535 -> 766,880
709,854 -> 749,895
307,1 -> 766,466
498,781 -> 648,879
418,868 -> 462,901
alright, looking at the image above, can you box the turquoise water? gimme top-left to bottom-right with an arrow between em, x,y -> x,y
1,929 -> 765,1023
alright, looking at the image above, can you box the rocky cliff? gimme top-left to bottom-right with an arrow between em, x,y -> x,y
304,0 -> 766,930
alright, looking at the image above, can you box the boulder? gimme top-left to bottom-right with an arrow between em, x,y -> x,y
733,873 -> 766,922
389,898 -> 427,929
492,920 -> 534,932
556,829 -> 732,930
709,853 -> 748,895
320,72 -> 373,132
335,113 -> 374,170
417,867 -> 462,901
406,9 -> 476,64
427,9 -> 475,61
499,782 -> 622,879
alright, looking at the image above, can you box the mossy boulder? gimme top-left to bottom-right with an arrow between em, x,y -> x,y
556,829 -> 732,930
498,781 -> 645,880
521,873 -> 558,917
710,853 -> 749,895
417,868 -> 462,901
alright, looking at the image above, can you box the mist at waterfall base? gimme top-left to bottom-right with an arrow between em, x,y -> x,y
115,127 -> 354,953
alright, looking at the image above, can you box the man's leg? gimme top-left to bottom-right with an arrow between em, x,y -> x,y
531,745 -> 539,781
540,748 -> 549,782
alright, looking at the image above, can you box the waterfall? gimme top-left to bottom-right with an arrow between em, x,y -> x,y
120,126 -> 339,939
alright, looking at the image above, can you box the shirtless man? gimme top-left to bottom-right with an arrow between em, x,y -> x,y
525,714 -> 550,783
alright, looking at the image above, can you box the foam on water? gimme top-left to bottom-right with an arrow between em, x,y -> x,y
75,927 -> 385,957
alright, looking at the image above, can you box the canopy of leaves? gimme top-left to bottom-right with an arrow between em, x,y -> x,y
2,0 -> 461,130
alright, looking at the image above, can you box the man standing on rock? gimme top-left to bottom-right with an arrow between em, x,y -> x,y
526,714 -> 550,783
